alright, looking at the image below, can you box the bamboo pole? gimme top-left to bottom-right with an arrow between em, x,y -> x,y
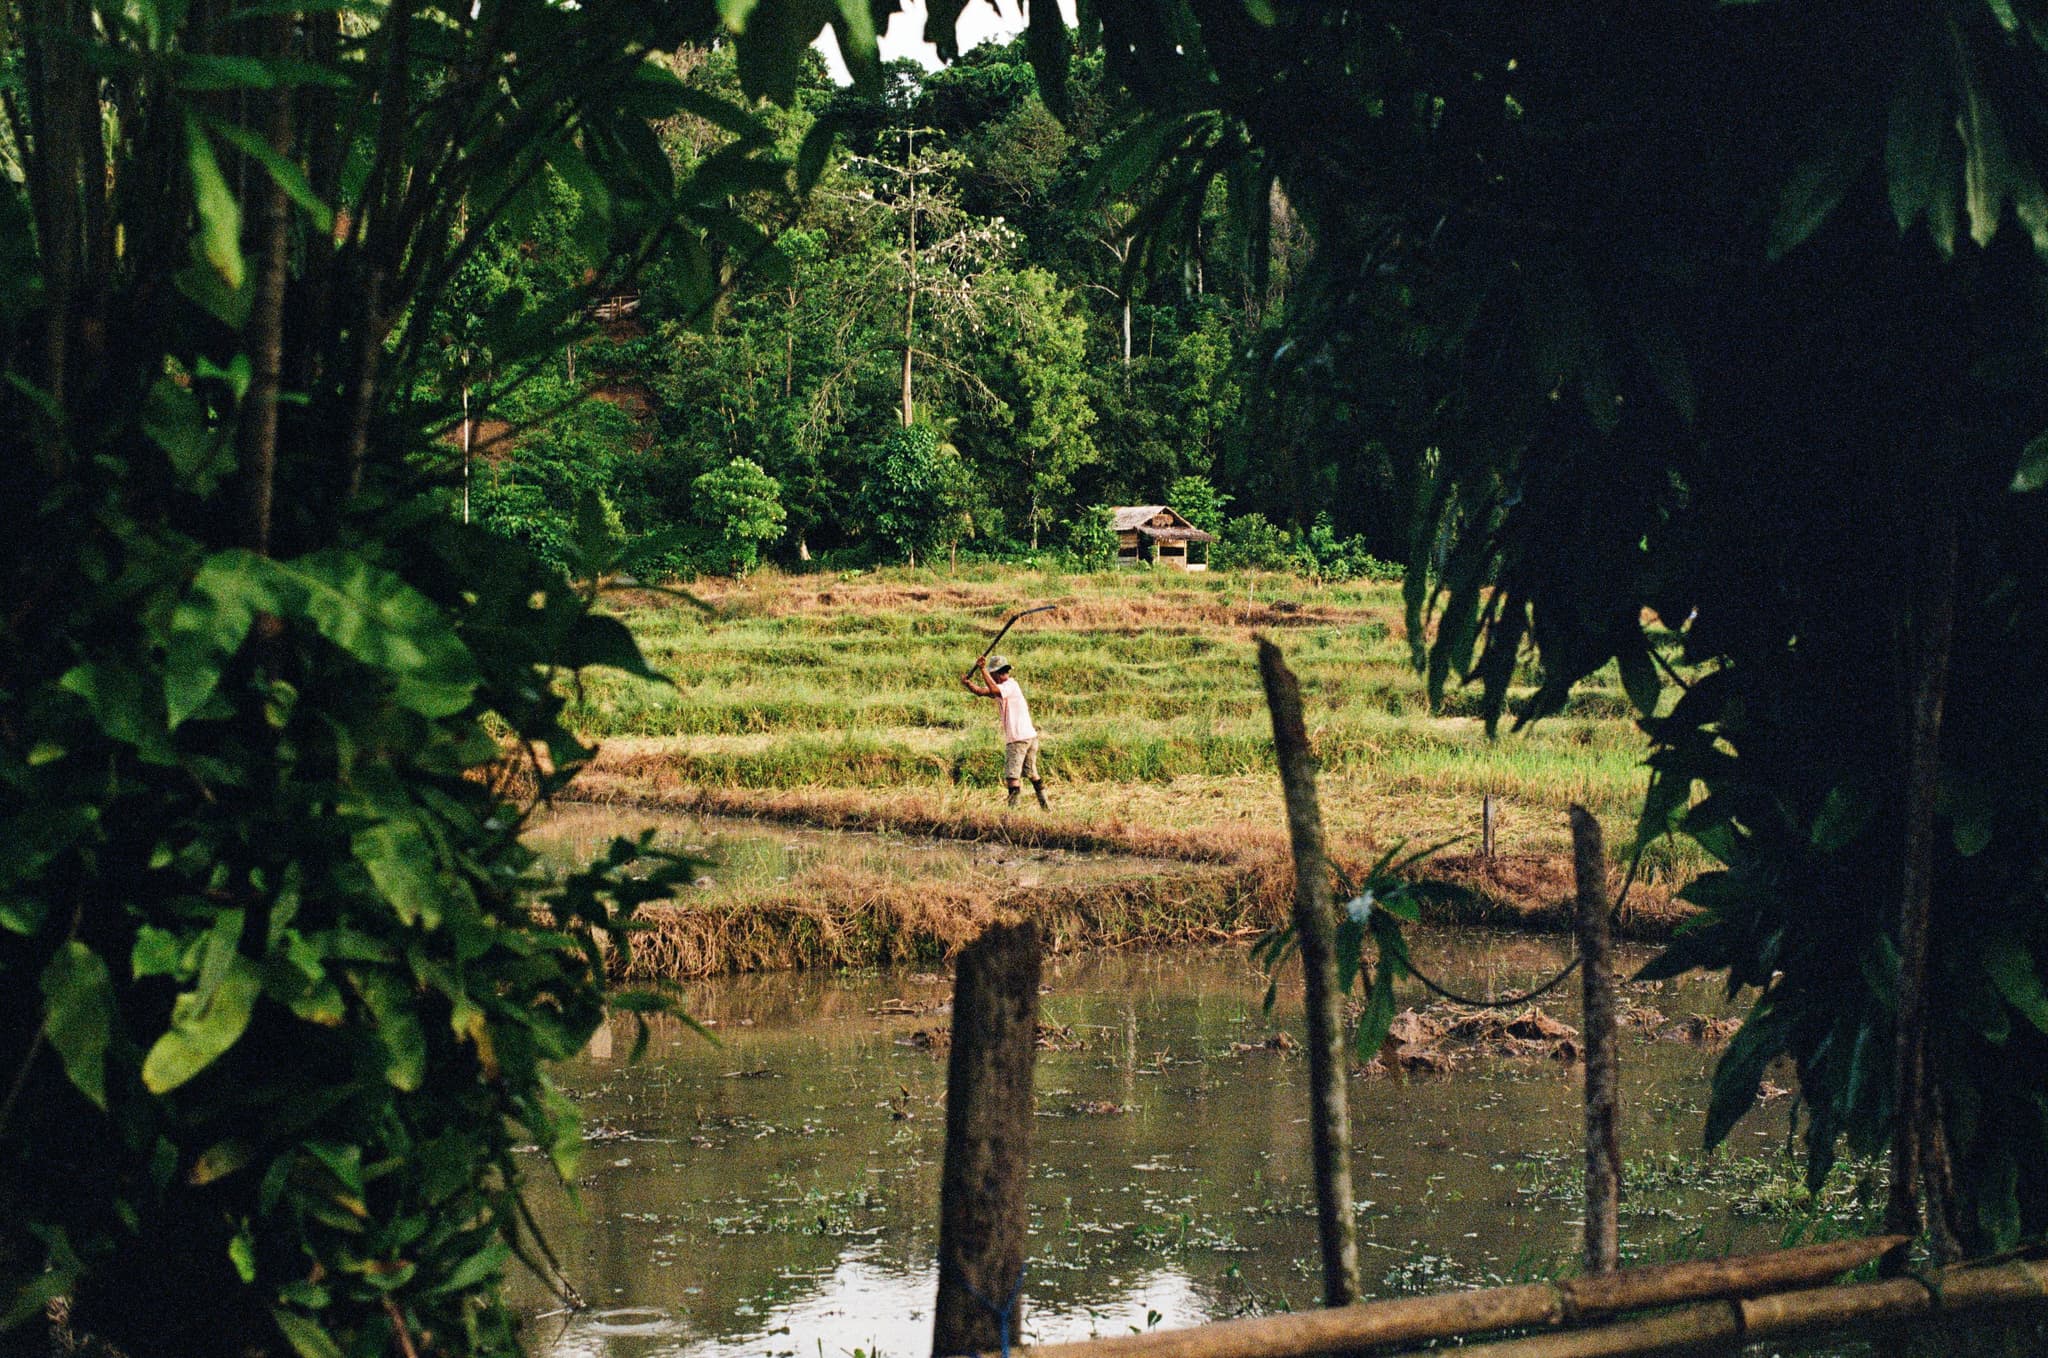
1256,637 -> 1357,1308
1430,1256 -> 2048,1358
982,1235 -> 1906,1358
1570,805 -> 1619,1274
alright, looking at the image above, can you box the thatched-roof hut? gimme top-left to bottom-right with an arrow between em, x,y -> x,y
1111,505 -> 1215,570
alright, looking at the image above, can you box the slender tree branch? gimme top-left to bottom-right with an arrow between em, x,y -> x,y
239,13 -> 295,556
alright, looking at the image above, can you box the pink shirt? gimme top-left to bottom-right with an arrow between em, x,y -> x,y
993,676 -> 1037,743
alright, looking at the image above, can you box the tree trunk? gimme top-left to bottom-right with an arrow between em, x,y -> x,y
1570,805 -> 1620,1275
1883,502 -> 1961,1266
932,921 -> 1041,1357
901,129 -> 918,429
1256,638 -> 1359,1308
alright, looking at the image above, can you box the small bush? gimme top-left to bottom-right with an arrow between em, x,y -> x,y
1213,511 -> 1293,571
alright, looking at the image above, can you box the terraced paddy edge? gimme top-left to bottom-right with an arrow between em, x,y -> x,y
534,787 -> 1689,983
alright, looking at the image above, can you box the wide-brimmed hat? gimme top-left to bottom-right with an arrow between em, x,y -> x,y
986,654 -> 1012,674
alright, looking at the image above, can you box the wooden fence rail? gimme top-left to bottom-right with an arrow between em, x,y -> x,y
974,1236 -> 1935,1358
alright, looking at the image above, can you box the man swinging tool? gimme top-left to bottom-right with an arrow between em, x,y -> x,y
962,653 -> 1047,810
960,604 -> 1057,810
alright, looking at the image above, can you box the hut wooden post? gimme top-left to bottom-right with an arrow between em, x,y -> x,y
1258,638 -> 1359,1307
933,920 -> 1043,1357
1570,805 -> 1620,1275
1481,794 -> 1497,858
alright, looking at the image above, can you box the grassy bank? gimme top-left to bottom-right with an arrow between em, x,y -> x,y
552,565 -> 1698,974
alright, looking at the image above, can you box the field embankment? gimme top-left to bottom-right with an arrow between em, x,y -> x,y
551,566 -> 1698,976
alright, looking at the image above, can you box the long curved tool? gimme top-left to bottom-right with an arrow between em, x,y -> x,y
964,604 -> 1058,678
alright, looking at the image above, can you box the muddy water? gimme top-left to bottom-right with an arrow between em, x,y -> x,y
510,928 -> 1861,1358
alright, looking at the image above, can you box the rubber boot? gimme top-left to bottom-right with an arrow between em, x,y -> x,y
1033,780 -> 1049,810
1006,785 -> 1020,809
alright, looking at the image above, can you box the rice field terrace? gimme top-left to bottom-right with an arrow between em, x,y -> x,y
542,566 -> 1702,975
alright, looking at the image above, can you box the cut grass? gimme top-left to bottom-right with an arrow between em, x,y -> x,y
553,565 -> 1703,975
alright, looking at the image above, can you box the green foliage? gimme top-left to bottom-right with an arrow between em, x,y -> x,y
1212,512 -> 1292,572
1167,475 -> 1231,537
1065,505 -> 1120,569
860,426 -> 978,565
0,0 -> 842,1353
1298,513 -> 1405,584
1251,841 -> 1441,1059
1057,0 -> 2048,1253
691,457 -> 788,576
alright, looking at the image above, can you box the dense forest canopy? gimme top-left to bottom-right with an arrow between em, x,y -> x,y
1055,0 -> 2048,1261
444,38 -> 1399,577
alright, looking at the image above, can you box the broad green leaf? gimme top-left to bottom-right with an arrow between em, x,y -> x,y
670,86 -> 774,145
425,1238 -> 510,1297
1705,997 -> 1788,1149
353,968 -> 426,1091
184,115 -> 245,289
61,662 -> 173,762
1333,917 -> 1364,995
1615,645 -> 1660,717
352,819 -> 451,928
278,552 -> 480,718
165,548 -> 272,728
132,925 -> 183,978
190,1138 -> 256,1185
1,1227 -> 82,1328
1353,952 -> 1398,1059
561,613 -> 663,681
271,1309 -> 347,1358
1810,785 -> 1870,853
142,950 -> 262,1092
229,1225 -> 257,1283
41,942 -> 115,1110
1983,935 -> 2048,1034
142,376 -> 235,492
1885,35 -> 1954,247
831,0 -> 878,85
1769,105 -> 1876,260
2012,431 -> 2048,492
207,119 -> 335,234
176,52 -> 322,89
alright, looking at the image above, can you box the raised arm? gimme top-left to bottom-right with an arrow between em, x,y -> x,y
960,656 -> 996,696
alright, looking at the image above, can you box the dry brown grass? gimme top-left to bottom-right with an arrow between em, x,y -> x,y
651,570 -> 1402,636
609,846 -> 1686,982
581,781 -> 1688,982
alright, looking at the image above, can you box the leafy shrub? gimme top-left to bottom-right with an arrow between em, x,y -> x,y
690,457 -> 786,576
1213,511 -> 1293,571
1064,505 -> 1120,570
1166,474 -> 1231,536
1299,513 -> 1405,582
858,427 -> 976,565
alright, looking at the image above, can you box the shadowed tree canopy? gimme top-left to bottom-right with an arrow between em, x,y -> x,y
0,1 -> 889,1354
990,0 -> 2048,1260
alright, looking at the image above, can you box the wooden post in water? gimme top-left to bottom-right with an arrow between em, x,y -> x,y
1569,805 -> 1620,1275
1257,638 -> 1359,1307
933,920 -> 1042,1357
1481,794 -> 1497,858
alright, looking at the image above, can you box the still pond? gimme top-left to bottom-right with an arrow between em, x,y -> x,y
511,807 -> 2026,1358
